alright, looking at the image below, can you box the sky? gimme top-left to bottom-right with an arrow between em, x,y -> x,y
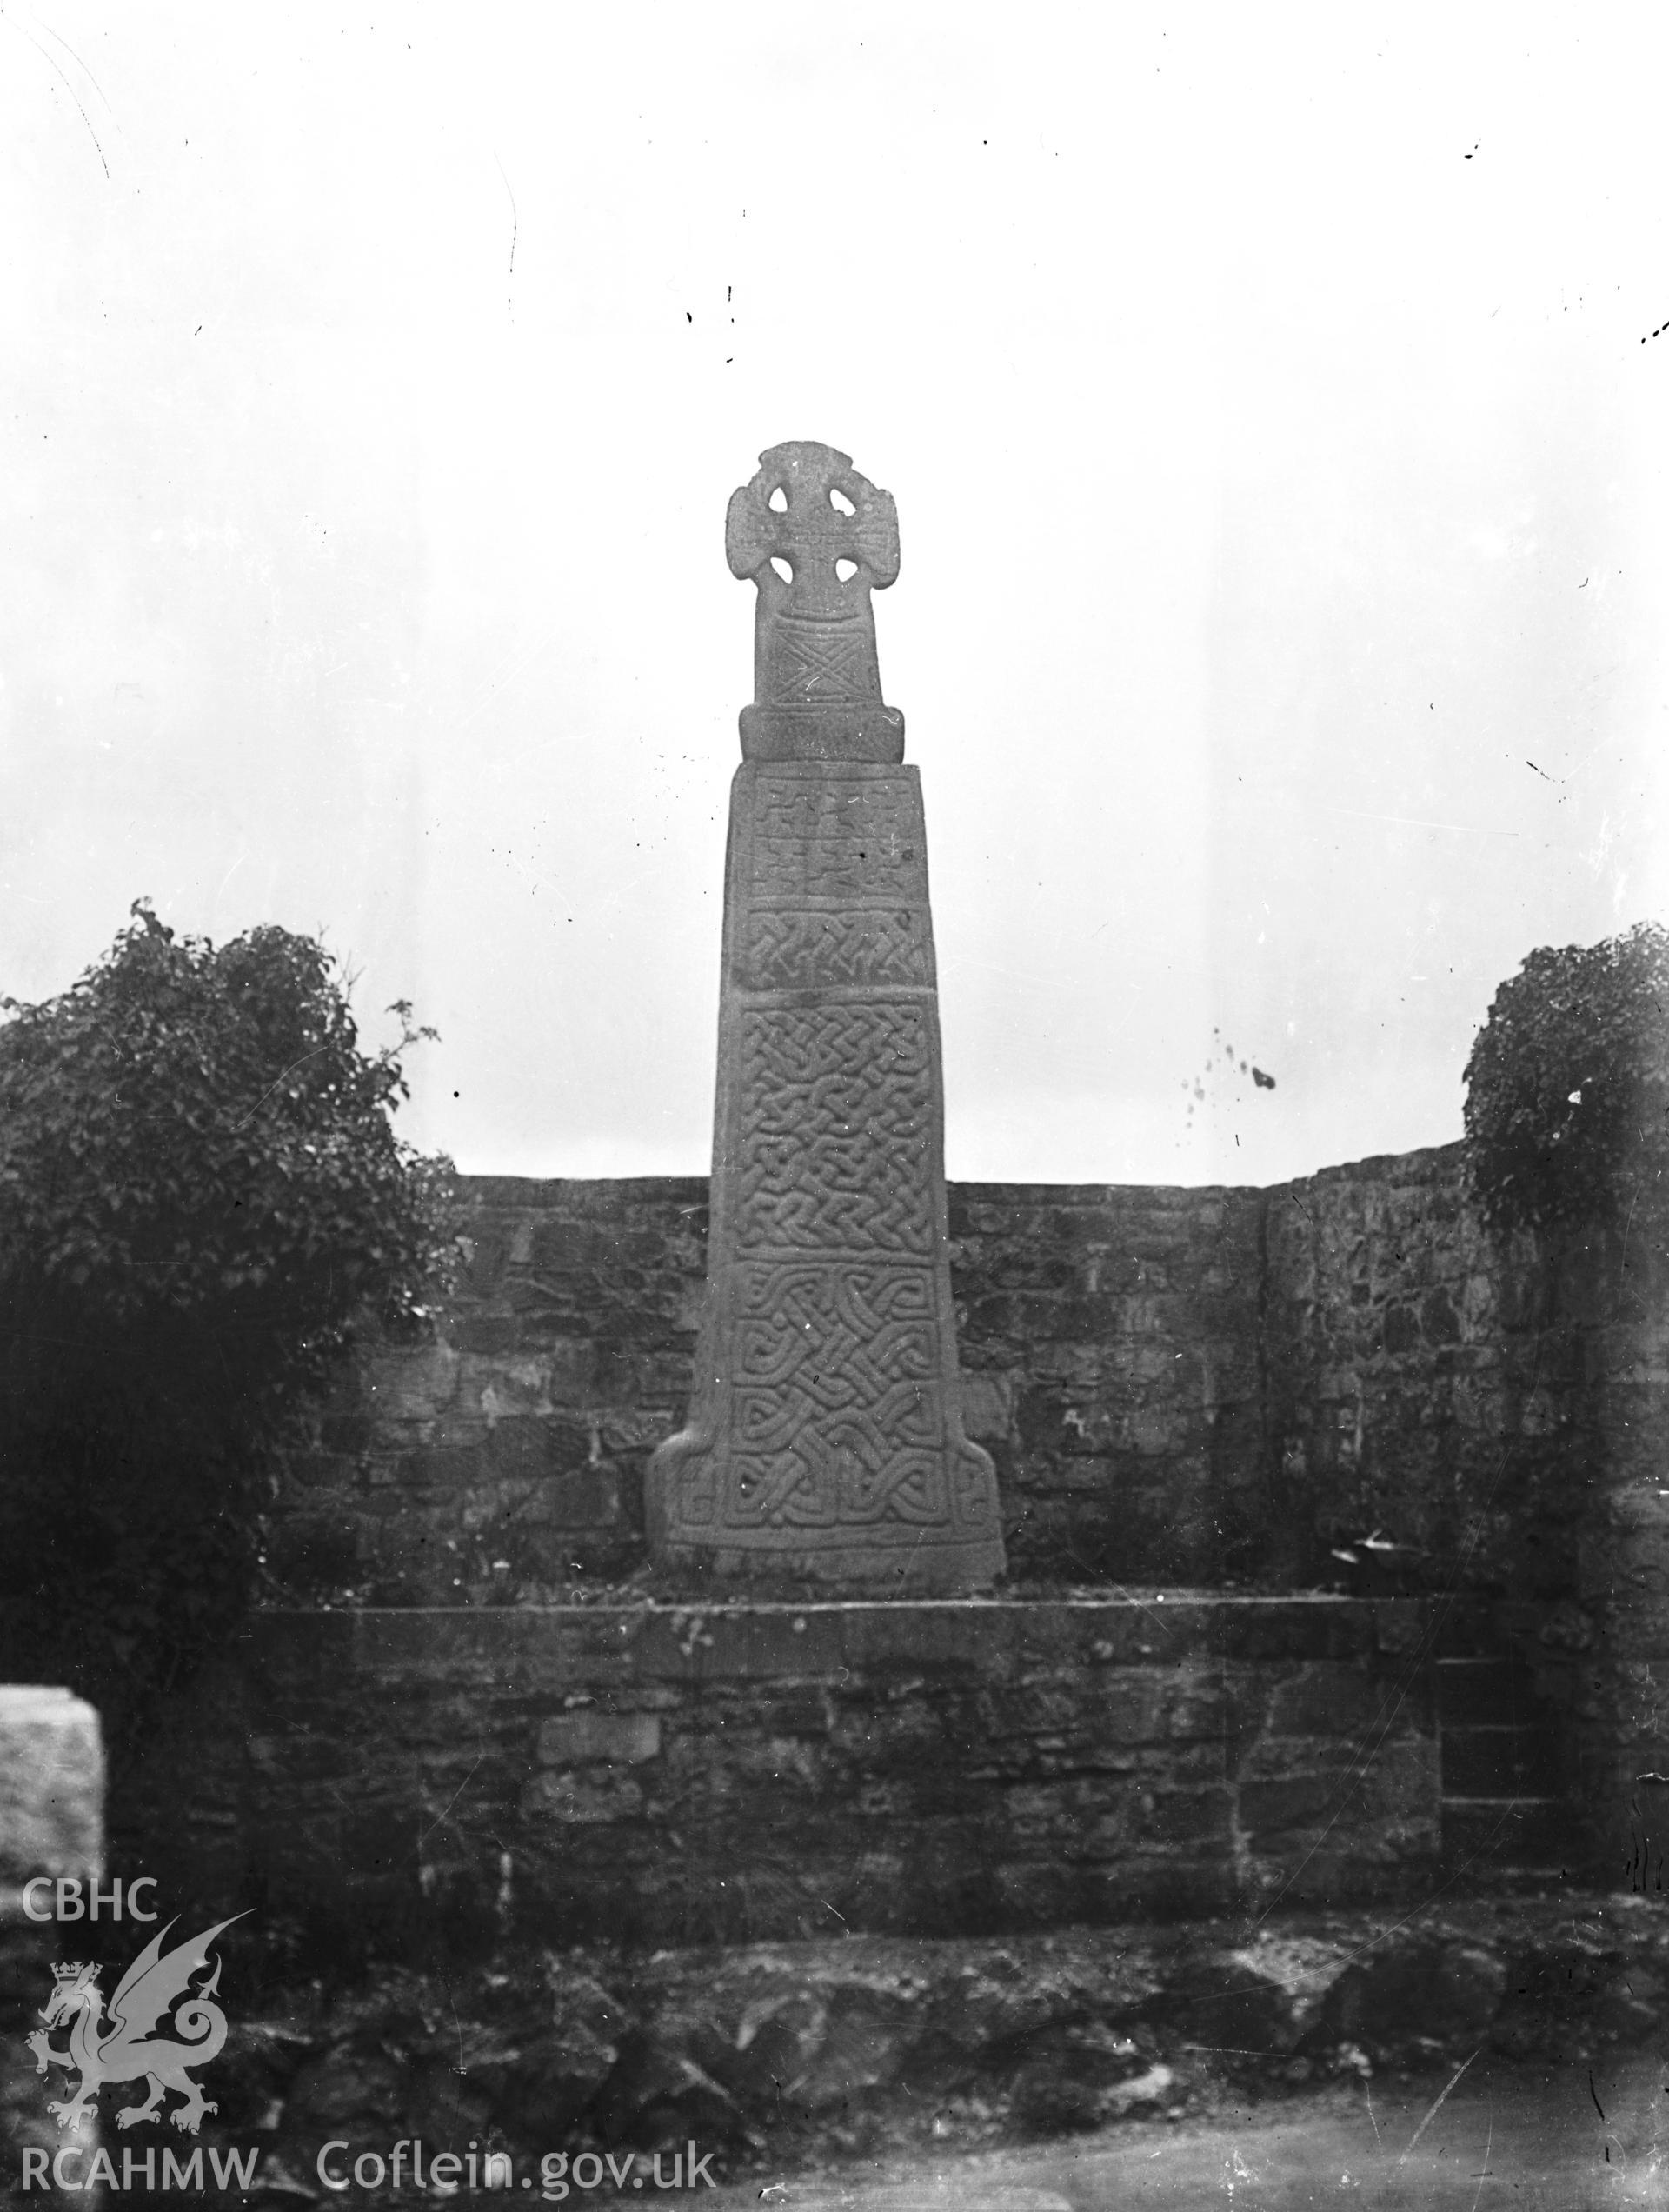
3,4 -> 1666,1187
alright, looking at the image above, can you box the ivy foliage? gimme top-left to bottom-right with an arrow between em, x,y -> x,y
1462,921 -> 1669,1234
0,903 -> 455,1721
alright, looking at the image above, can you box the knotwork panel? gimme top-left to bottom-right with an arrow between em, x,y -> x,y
721,1261 -> 948,1529
726,1447 -> 949,1531
749,773 -> 924,903
740,907 -> 931,991
736,1004 -> 936,1254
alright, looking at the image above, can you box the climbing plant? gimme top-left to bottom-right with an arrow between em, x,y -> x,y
0,903 -> 455,1721
1462,920 -> 1669,1234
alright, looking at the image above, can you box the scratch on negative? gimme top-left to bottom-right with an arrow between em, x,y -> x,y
0,10 -> 110,177
1399,2047 -> 1480,2165
1467,2108 -> 1493,2212
418,1750 -> 485,1846
230,1044 -> 334,1128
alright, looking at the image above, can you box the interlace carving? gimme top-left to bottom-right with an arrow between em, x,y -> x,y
644,442 -> 1004,1588
740,769 -> 933,989
736,1007 -> 936,1255
728,1262 -> 946,1529
741,909 -> 931,991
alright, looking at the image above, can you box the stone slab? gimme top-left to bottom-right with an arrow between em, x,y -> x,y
0,1684 -> 103,1909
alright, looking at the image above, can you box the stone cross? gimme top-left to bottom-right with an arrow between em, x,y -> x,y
726,442 -> 903,763
647,441 -> 1007,1589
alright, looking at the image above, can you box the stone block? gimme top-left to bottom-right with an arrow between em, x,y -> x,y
399,1442 -> 482,1493
283,1449 -> 361,1495
458,1221 -> 515,1296
575,1404 -> 655,1461
524,1470 -> 622,1530
536,1712 -> 662,1766
464,1352 -> 563,1422
478,1416 -> 555,1482
1265,1663 -> 1427,1739
1373,1599 -> 1435,1656
526,1772 -> 646,1823
365,1343 -> 460,1420
1238,1769 -> 1360,1838
1213,1600 -> 1377,1663
319,1411 -> 377,1455
960,1369 -> 1014,1442
265,1516 -> 363,1590
1079,1673 -> 1167,1744
634,1605 -> 841,1682
844,1602 -> 1020,1676
1132,1784 -> 1233,1848
0,1687 -> 103,1889
448,1311 -> 524,1356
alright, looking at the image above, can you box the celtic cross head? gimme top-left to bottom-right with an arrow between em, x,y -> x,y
726,441 -> 906,763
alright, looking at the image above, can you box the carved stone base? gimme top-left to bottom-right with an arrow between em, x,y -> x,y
647,762 -> 1005,1591
740,701 -> 905,763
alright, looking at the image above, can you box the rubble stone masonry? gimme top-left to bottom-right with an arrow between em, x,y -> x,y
268,1146 -> 1614,1608
111,1144 -> 1664,1938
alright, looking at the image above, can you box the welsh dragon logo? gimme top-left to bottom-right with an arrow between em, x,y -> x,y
26,1915 -> 244,2135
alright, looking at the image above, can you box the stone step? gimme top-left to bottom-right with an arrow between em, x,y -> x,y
1440,1722 -> 1562,1797
1441,1795 -> 1585,1870
1434,1656 -> 1549,1728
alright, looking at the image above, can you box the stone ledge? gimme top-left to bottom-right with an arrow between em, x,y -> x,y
121,1598 -> 1445,1951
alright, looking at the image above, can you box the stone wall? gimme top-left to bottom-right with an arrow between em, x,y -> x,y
111,1145 -> 1669,1938
1261,1160 -> 1669,1876
1261,1149 -> 1570,1599
1555,1210 -> 1669,1885
269,1176 -> 710,1602
949,1183 -> 1266,1585
268,1147 -> 1575,1602
120,1597 -> 1440,1956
